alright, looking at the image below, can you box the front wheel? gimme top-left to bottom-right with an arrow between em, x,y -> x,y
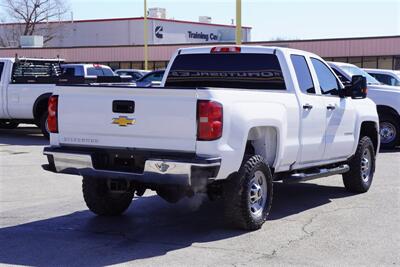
379,114 -> 399,149
343,136 -> 376,193
82,176 -> 134,216
223,155 -> 273,230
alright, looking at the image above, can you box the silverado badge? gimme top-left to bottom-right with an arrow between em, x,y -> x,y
112,116 -> 136,127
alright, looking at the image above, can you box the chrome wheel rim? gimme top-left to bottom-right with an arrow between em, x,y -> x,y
380,122 -> 396,144
248,170 -> 267,217
360,148 -> 372,182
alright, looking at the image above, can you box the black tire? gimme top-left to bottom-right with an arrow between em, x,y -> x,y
39,111 -> 50,139
0,121 -> 19,129
379,114 -> 399,149
223,155 -> 273,230
82,176 -> 134,216
343,136 -> 375,193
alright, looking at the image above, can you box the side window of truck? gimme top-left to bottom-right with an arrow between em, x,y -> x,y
0,62 -> 4,81
332,68 -> 349,84
291,55 -> 315,94
311,58 -> 341,96
87,67 -> 104,76
102,68 -> 115,77
62,67 -> 75,77
371,73 -> 396,86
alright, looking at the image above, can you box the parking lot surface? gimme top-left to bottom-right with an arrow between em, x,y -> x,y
0,125 -> 399,266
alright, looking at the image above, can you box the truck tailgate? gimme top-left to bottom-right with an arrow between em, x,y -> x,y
56,86 -> 198,152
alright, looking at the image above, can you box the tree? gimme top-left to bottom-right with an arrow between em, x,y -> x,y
0,0 -> 69,47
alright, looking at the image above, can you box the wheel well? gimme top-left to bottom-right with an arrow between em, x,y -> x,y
33,93 -> 51,121
245,126 -> 278,168
360,121 -> 379,154
377,105 -> 400,120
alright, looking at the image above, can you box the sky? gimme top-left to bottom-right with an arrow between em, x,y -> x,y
55,0 -> 400,41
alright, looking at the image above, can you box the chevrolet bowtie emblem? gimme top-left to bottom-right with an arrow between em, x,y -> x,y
112,116 -> 136,127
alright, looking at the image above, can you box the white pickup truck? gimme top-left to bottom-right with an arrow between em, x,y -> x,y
329,62 -> 400,148
0,58 -> 64,137
43,46 -> 379,230
0,58 -> 133,138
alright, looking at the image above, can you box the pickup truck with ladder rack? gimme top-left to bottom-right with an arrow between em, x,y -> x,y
0,57 -> 131,138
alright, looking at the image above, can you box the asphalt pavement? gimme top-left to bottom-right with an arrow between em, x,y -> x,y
0,125 -> 399,266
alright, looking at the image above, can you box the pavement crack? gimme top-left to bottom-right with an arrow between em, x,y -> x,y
271,206 -> 371,258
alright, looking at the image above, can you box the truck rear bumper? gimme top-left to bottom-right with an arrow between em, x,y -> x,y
43,147 -> 221,186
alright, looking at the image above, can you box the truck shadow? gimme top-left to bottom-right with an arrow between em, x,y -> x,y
269,182 -> 353,220
0,126 -> 48,146
379,147 -> 400,153
0,182 -> 354,266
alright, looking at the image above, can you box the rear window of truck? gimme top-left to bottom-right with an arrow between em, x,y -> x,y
87,67 -> 115,77
12,61 -> 62,84
165,53 -> 286,90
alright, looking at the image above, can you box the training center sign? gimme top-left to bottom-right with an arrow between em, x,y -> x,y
152,23 -> 224,44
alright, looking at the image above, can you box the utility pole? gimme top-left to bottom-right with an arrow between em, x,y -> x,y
236,0 -> 242,45
144,0 -> 148,70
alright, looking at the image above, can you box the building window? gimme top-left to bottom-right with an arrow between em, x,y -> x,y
108,62 -> 120,70
362,57 -> 377,68
120,62 -> 131,69
395,57 -> 400,70
332,57 -> 348,63
154,61 -> 167,70
348,57 -> 362,67
378,56 -> 394,69
129,62 -> 141,69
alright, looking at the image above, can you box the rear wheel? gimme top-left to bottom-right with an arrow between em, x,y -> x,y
0,121 -> 19,129
223,155 -> 273,230
39,112 -> 50,139
379,114 -> 399,149
343,136 -> 375,193
82,176 -> 134,216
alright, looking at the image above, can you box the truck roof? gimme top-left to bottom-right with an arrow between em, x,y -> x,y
177,45 -> 320,58
327,61 -> 356,68
61,63 -> 112,69
364,68 -> 400,76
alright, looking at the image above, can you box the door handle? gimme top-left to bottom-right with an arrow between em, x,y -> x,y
327,104 -> 336,111
303,104 -> 313,110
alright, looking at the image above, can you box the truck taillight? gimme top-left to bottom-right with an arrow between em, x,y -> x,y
211,46 -> 241,53
197,100 -> 223,141
48,95 -> 58,133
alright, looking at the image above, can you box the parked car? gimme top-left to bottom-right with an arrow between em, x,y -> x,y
43,46 -> 379,230
115,69 -> 150,81
134,70 -> 165,87
364,68 -> 400,87
61,64 -> 116,78
329,62 -> 400,148
0,57 -> 64,137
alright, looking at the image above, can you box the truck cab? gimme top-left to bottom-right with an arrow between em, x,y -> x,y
60,64 -> 116,78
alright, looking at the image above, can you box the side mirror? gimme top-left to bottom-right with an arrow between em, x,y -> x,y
345,75 -> 367,99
